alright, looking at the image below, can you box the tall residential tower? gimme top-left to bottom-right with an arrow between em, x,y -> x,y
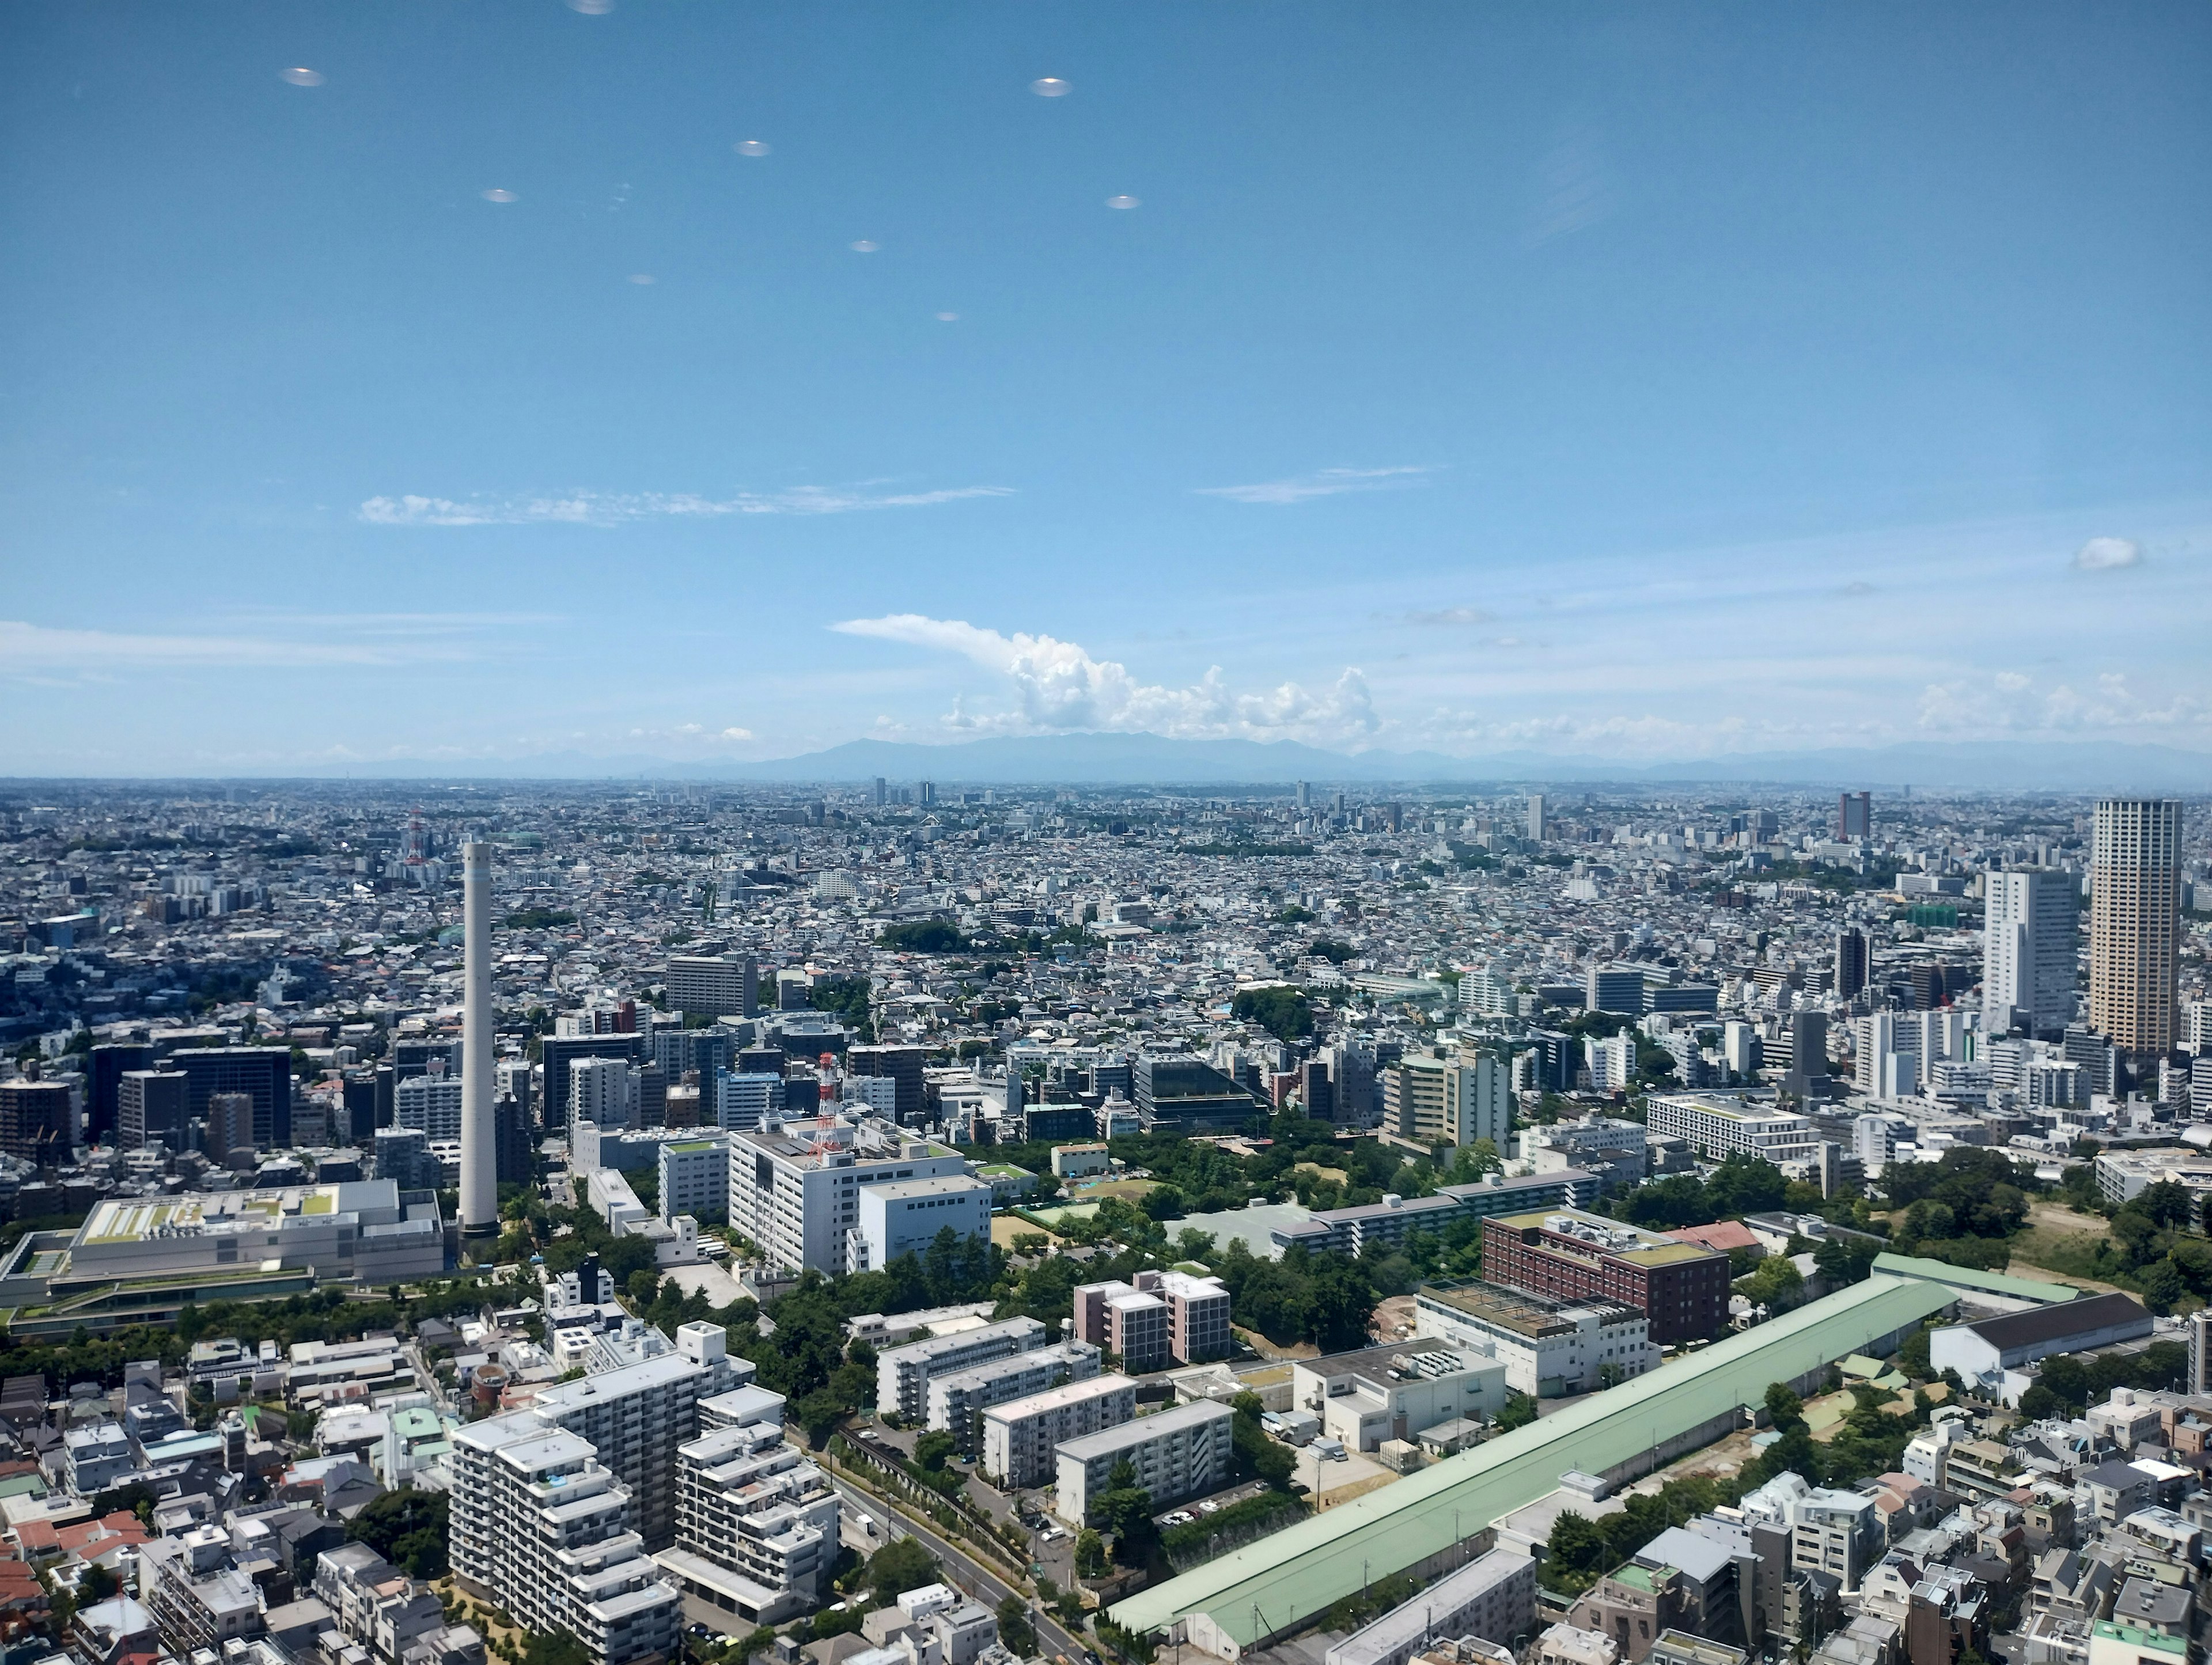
459,841 -> 498,1240
2089,799 -> 2183,1061
1985,868 -> 2079,1039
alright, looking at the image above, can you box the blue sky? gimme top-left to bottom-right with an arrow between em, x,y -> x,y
3,2 -> 2209,772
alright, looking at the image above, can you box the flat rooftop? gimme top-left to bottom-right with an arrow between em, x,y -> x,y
1418,1280 -> 1641,1338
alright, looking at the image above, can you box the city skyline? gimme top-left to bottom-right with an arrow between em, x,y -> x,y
4,5 -> 2210,775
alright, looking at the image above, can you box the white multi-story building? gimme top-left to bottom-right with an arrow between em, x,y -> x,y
1741,1471 -> 1883,1594
980,1373 -> 1138,1489
1582,1034 -> 1633,1095
449,1416 -> 681,1665
652,1415 -> 841,1630
394,1072 -> 463,1141
877,1316 -> 1048,1422
854,1174 -> 994,1272
726,1114 -> 976,1276
712,1071 -> 785,1133
1985,870 -> 2080,1039
1290,1343 -> 1512,1452
658,1134 -> 732,1223
572,1057 -> 641,1132
1324,1548 -> 1537,1665
526,1322 -> 741,1551
1384,1052 -> 1510,1148
926,1340 -> 1100,1447
1645,1093 -> 1818,1165
1412,1281 -> 1656,1398
1054,1399 -> 1237,1524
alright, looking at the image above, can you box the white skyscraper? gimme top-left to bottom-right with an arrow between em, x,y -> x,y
459,841 -> 497,1240
1984,868 -> 2078,1039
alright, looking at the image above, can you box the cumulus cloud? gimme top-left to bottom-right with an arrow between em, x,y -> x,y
830,613 -> 1380,744
1195,466 -> 1432,506
1915,669 -> 2206,734
2073,536 -> 2142,571
360,484 -> 1013,526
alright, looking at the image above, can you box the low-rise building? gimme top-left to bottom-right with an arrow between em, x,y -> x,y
877,1316 -> 1048,1422
980,1374 -> 1138,1490
1289,1344 -> 1511,1454
926,1339 -> 1100,1447
1054,1400 -> 1237,1524
1413,1280 -> 1657,1397
1322,1549 -> 1537,1665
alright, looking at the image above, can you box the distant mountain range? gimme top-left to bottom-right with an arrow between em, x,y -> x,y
74,733 -> 2212,790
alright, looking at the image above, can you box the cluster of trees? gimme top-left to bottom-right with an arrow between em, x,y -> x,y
2019,1341 -> 2187,1419
878,920 -> 968,953
809,976 -> 876,1041
2037,1179 -> 2212,1313
1209,1239 -> 1378,1351
1743,1380 -> 1934,1493
1882,1147 -> 2034,1266
1543,1472 -> 1742,1594
1616,1154 -> 1792,1231
348,1487 -> 449,1579
1230,985 -> 1314,1042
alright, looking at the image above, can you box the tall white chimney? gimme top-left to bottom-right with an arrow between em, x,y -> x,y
460,841 -> 498,1240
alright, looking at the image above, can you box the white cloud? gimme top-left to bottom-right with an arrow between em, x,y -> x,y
2074,536 -> 2142,571
1915,670 -> 2207,734
0,619 -> 487,675
830,614 -> 1380,744
1395,606 -> 1494,627
1195,466 -> 1432,506
359,484 -> 1013,526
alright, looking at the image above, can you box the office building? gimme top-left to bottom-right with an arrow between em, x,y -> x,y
119,1069 -> 189,1151
1834,930 -> 1868,1002
658,1134 -> 732,1222
1054,1399 -> 1236,1525
168,1046 -> 291,1149
877,1316 -> 1049,1421
2090,799 -> 2184,1060
981,1373 -> 1138,1490
1837,792 -> 1872,841
0,1080 -> 72,1162
395,1071 -> 464,1141
1646,1093 -> 1818,1166
2187,1311 -> 2212,1397
1528,794 -> 1548,841
1781,1012 -> 1833,1101
926,1339 -> 1101,1447
541,1034 -> 646,1142
1289,1342 -> 1510,1452
1414,1280 -> 1657,1397
653,1027 -> 737,1088
1480,1209 -> 1730,1346
449,1415 -> 681,1665
1986,869 -> 2080,1038
571,1056 -> 641,1131
1385,1052 -> 1511,1150
1134,1055 -> 1260,1133
202,1091 -> 255,1165
1586,965 -> 1645,1015
711,1069 -> 784,1133
727,1116 -> 975,1275
1583,1033 -> 1634,1095
853,1173 -> 994,1271
666,954 -> 759,1019
845,1044 -> 925,1124
89,1042 -> 153,1145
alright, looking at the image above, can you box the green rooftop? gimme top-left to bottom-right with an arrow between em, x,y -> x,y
1872,1253 -> 2075,1303
1109,1270 -> 1956,1653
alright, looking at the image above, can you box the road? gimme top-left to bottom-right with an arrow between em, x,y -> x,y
821,1469 -> 1092,1664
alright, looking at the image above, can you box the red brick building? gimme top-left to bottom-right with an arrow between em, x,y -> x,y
1480,1207 -> 1731,1345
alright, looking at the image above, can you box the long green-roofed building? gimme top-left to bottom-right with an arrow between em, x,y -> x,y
1869,1253 -> 2076,1304
1109,1272 -> 1959,1659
